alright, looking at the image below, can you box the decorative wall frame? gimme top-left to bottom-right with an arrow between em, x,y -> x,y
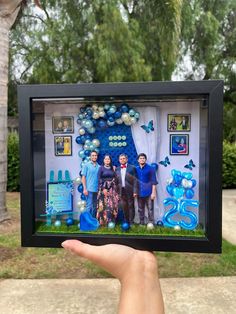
167,114 -> 191,132
18,80 -> 223,253
170,134 -> 189,155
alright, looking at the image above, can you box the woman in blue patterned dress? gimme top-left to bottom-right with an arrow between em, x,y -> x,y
96,155 -> 119,226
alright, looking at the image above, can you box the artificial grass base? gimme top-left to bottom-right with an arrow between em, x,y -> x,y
36,221 -> 205,237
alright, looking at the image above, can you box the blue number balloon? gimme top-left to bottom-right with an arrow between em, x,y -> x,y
179,199 -> 198,230
163,198 -> 180,228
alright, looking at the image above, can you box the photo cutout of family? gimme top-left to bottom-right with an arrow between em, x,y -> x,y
81,152 -> 158,227
168,114 -> 191,132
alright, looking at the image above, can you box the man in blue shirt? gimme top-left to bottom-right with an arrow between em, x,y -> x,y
136,153 -> 157,225
81,151 -> 100,217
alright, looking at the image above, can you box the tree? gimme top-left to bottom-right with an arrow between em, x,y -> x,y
0,0 -> 24,222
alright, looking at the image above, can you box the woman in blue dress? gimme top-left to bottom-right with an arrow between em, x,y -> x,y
96,154 -> 119,226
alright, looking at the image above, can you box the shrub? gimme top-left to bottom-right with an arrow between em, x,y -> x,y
222,141 -> 236,188
7,132 -> 20,192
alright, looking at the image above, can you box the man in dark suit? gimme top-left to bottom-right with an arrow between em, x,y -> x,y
116,154 -> 138,224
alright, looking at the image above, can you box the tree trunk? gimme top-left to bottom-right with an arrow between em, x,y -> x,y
0,0 -> 23,222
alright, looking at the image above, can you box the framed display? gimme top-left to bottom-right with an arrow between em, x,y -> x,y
52,116 -> 74,134
167,114 -> 191,132
54,136 -> 72,156
170,134 -> 189,155
18,80 -> 223,253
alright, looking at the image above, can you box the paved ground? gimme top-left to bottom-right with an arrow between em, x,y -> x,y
0,190 -> 235,314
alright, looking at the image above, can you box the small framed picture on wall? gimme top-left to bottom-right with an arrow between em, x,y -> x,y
52,116 -> 74,134
167,114 -> 191,132
54,136 -> 72,156
170,134 -> 189,155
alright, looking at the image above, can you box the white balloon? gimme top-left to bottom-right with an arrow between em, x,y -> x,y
99,111 -> 106,117
181,178 -> 189,188
166,178 -> 173,185
122,113 -> 130,121
147,222 -> 154,230
92,139 -> 100,147
92,111 -> 100,119
116,118 -> 123,124
130,117 -> 137,124
79,128 -> 85,135
74,177 -> 82,185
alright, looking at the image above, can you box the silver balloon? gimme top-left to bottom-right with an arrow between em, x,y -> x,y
84,120 -> 93,129
98,106 -> 104,112
92,139 -> 100,147
129,109 -> 136,116
88,127 -> 96,134
92,111 -> 100,119
130,117 -> 137,124
166,178 -> 173,185
92,104 -> 98,111
74,177 -> 82,185
79,128 -> 86,135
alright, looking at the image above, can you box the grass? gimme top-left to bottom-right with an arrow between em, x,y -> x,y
36,221 -> 205,237
0,192 -> 236,279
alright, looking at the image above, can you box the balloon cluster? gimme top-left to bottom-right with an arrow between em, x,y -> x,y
166,169 -> 196,200
163,169 -> 199,230
75,102 -> 140,201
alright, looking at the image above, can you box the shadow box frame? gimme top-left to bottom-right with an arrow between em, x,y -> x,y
18,80 -> 223,253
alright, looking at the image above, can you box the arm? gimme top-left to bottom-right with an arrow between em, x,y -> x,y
151,168 -> 157,200
133,167 -> 138,196
62,240 -> 164,314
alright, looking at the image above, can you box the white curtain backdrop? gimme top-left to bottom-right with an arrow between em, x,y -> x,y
131,106 -> 161,222
131,106 -> 160,163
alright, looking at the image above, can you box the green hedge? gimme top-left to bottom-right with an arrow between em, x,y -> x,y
6,134 -> 236,191
222,141 -> 236,188
7,132 -> 20,192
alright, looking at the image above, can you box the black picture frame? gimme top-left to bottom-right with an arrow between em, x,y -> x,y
18,80 -> 223,253
170,134 -> 189,155
52,116 -> 74,134
54,136 -> 72,156
167,114 -> 191,132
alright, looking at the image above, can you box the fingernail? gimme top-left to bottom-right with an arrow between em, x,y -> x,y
61,240 -> 70,249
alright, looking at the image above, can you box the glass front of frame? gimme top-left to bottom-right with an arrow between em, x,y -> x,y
32,95 -> 208,240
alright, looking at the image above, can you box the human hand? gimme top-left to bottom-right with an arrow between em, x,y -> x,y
151,193 -> 156,200
133,193 -> 138,198
83,189 -> 88,196
61,241 -> 164,314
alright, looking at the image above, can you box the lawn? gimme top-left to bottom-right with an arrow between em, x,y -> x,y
0,192 -> 236,279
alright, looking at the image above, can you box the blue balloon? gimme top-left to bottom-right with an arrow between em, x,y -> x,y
185,188 -> 194,199
156,220 -> 164,227
114,111 -> 122,119
75,136 -> 83,145
106,110 -> 114,117
191,179 -> 197,188
174,174 -> 183,185
173,187 -> 185,199
84,150 -> 91,156
77,184 -> 83,193
179,199 -> 198,230
151,163 -> 158,171
108,116 -> 115,122
80,107 -> 86,113
166,185 -> 174,196
120,104 -> 129,112
98,119 -> 107,129
66,218 -> 74,226
182,172 -> 193,180
54,220 -> 61,227
104,103 -> 110,111
121,222 -> 130,231
86,109 -> 93,116
81,194 -> 86,200
163,197 -> 179,228
79,170 -> 82,176
78,150 -> 85,159
171,169 -> 181,178
84,134 -> 92,141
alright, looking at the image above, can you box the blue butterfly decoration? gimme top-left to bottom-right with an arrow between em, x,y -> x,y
159,156 -> 170,167
141,120 -> 154,133
184,159 -> 196,170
